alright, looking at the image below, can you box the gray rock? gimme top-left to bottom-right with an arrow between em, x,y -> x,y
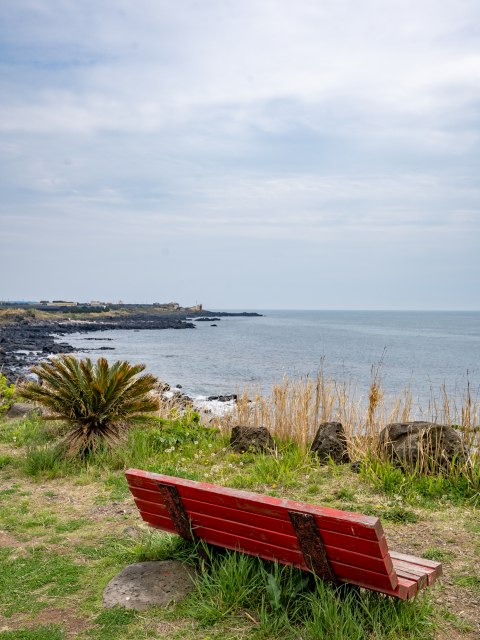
102,560 -> 196,610
378,421 -> 467,466
230,425 -> 276,454
309,422 -> 350,465
122,525 -> 142,539
350,461 -> 363,474
6,402 -> 44,419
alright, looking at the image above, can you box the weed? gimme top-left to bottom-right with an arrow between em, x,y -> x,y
453,573 -> 480,588
55,518 -> 90,533
0,455 -> 13,469
0,625 -> 64,639
24,444 -> 62,478
338,487 -> 356,502
421,547 -> 455,563
439,606 -> 474,633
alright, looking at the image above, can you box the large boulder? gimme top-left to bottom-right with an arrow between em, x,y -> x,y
230,425 -> 276,454
378,421 -> 466,466
102,560 -> 196,610
309,422 -> 350,464
6,402 -> 44,419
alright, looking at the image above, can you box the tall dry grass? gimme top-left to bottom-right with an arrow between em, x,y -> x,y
233,367 -> 480,465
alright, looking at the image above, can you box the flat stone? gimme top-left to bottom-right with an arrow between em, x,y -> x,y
102,560 -> 196,610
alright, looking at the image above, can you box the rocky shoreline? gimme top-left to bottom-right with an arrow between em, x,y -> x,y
0,310 -> 262,385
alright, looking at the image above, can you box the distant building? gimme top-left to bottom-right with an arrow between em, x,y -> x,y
49,301 -> 77,306
153,302 -> 180,310
90,301 -> 106,307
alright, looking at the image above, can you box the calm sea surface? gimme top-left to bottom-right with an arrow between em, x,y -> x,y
59,311 -> 480,406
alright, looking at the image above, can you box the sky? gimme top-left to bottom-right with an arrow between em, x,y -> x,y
1,0 -> 479,310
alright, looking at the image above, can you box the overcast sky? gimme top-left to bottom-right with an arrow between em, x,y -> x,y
1,0 -> 479,309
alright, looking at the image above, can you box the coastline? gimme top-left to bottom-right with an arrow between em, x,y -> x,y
0,309 -> 262,385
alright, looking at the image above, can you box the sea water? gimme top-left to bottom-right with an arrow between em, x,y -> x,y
56,311 -> 479,408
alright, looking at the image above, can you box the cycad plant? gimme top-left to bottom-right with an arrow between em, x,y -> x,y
21,355 -> 159,456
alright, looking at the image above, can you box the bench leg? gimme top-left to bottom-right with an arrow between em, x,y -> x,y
288,511 -> 340,586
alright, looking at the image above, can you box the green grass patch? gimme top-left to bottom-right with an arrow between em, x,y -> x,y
0,547 -> 85,616
87,607 -> 137,639
421,546 -> 455,563
0,624 -> 64,640
55,517 -> 90,533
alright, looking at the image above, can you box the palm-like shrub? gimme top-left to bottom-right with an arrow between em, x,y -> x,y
21,355 -> 159,455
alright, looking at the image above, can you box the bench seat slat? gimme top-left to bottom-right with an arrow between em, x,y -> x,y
345,575 -> 418,600
126,470 -> 384,541
133,495 -> 395,576
390,551 -> 442,578
139,509 -> 399,591
131,490 -> 390,560
392,559 -> 437,586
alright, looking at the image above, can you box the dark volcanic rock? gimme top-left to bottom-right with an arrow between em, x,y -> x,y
230,425 -> 276,454
378,421 -> 466,466
208,394 -> 237,402
309,422 -> 350,464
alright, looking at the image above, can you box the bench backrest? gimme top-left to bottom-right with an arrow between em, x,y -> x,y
126,469 -> 421,597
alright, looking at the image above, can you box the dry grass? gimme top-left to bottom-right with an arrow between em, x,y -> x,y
233,366 -> 480,465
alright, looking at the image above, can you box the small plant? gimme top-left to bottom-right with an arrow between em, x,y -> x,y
421,546 -> 455,563
0,374 -> 15,401
21,356 -> 159,456
338,487 -> 356,502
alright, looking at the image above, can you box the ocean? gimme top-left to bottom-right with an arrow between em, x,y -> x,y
56,310 -> 480,408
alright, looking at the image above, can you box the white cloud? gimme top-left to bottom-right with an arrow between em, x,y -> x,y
0,0 -> 479,307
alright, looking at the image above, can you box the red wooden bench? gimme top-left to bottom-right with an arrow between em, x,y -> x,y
126,469 -> 442,600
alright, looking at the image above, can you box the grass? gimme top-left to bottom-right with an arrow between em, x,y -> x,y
0,547 -> 84,617
0,625 -> 65,639
421,547 -> 456,563
1,372 -> 480,638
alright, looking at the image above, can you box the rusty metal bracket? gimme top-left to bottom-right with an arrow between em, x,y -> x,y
288,511 -> 340,585
157,483 -> 197,542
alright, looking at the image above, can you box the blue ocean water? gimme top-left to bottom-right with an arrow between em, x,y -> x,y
60,311 -> 479,406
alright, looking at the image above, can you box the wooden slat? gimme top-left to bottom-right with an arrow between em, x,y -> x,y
133,495 -> 394,576
391,557 -> 437,586
390,551 -> 442,578
130,486 -> 391,556
344,575 -> 418,600
126,470 -> 384,540
139,509 -> 398,591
